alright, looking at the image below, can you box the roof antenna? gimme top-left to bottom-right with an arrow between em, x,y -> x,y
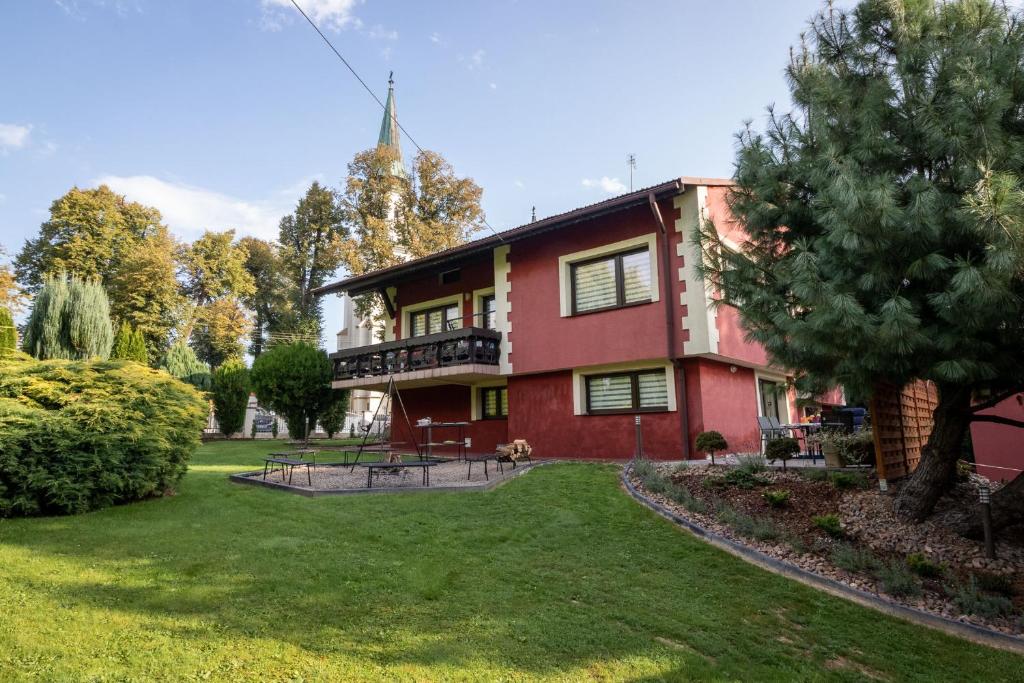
388,70 -> 394,87
628,153 -> 637,191
531,206 -> 536,222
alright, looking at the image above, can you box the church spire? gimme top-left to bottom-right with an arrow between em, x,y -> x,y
377,72 -> 404,178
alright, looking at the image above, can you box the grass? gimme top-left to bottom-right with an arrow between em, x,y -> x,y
0,442 -> 1020,681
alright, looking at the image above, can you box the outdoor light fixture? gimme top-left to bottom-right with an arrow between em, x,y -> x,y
979,483 -> 991,504
979,482 -> 995,559
729,365 -> 738,373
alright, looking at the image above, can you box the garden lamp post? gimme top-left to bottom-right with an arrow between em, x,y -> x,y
979,483 -> 995,560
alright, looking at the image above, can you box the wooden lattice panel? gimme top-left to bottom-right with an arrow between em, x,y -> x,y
870,380 -> 938,480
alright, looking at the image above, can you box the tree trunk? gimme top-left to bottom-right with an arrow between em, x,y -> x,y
949,471 -> 1024,538
892,383 -> 972,522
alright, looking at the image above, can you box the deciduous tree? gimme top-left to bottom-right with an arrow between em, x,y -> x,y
238,236 -> 290,357
695,0 -> 1024,527
190,297 -> 250,368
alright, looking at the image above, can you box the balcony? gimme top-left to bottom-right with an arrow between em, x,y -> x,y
329,327 -> 503,390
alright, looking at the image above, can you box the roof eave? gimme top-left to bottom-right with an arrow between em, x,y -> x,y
315,177 -> 690,298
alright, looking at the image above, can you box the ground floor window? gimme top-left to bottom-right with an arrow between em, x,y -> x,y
480,386 -> 508,419
585,370 -> 668,414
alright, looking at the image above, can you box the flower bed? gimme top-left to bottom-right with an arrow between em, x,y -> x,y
629,458 -> 1024,637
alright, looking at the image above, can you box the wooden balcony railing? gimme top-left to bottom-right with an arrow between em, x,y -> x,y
330,327 -> 502,381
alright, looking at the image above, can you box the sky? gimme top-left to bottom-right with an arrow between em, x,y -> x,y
0,0 -> 829,347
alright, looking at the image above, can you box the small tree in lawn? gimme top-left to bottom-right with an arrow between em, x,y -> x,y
765,438 -> 800,472
319,389 -> 350,439
22,273 -> 113,360
695,430 -> 728,465
250,342 -> 332,445
211,358 -> 250,438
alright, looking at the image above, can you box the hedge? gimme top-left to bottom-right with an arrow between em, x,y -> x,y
0,352 -> 208,516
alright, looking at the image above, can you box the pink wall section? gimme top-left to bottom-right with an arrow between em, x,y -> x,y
396,385 -> 507,455
970,394 -> 1024,483
681,358 -> 763,455
508,371 -> 685,460
508,200 -> 683,374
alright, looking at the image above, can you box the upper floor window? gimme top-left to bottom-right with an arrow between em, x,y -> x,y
585,369 -> 667,414
481,294 -> 496,330
409,304 -> 460,337
571,247 -> 652,315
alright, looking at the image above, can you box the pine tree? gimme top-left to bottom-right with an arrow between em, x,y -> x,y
128,327 -> 148,363
22,273 -> 113,360
695,0 -> 1024,528
0,306 -> 16,353
112,322 -> 149,363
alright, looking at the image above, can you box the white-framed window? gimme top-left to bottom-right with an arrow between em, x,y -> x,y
557,233 -> 660,318
571,361 -> 676,416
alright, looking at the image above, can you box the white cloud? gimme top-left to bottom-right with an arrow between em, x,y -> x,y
582,176 -> 628,194
513,179 -> 524,189
470,49 -> 485,69
94,175 -> 301,240
429,32 -> 441,44
368,24 -> 398,40
261,0 -> 360,32
489,82 -> 497,90
0,123 -> 31,152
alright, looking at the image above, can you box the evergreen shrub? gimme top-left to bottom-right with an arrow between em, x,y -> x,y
0,352 -> 208,516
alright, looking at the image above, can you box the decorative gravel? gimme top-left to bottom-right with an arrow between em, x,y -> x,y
630,462 -> 1024,638
244,459 -> 532,490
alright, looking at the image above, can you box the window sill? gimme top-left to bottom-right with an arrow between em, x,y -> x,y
585,407 -> 669,416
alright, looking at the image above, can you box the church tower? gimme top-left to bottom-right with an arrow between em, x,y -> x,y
336,73 -> 408,420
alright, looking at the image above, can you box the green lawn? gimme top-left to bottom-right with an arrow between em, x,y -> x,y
0,442 -> 1020,681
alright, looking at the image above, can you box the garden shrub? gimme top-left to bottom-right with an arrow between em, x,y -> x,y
22,273 -> 113,361
111,322 -> 148,363
947,577 -> 1014,619
762,489 -> 791,508
0,306 -> 16,353
666,482 -> 707,514
875,561 -> 922,598
811,513 -> 844,538
798,468 -> 830,482
723,468 -> 769,489
972,571 -> 1015,597
632,458 -> 656,480
829,471 -> 868,490
161,340 -> 211,391
695,430 -> 728,464
250,342 -> 332,441
736,454 -> 768,474
718,506 -> 783,541
765,437 -> 800,470
320,389 -> 350,438
831,543 -> 880,574
0,352 -> 208,516
905,552 -> 944,579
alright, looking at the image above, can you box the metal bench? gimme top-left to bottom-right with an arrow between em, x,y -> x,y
355,460 -> 439,488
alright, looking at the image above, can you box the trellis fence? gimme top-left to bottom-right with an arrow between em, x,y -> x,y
870,380 -> 939,481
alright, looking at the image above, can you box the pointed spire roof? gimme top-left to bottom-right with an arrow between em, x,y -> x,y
378,72 -> 401,152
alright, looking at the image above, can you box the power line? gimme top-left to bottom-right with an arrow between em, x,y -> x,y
288,0 -> 505,242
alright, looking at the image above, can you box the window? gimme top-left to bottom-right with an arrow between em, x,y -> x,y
571,247 -> 652,314
480,294 -> 496,329
585,370 -> 668,414
440,269 -> 461,285
409,304 -> 460,337
480,386 -> 508,419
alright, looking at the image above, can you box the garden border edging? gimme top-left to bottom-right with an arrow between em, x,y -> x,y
620,463 -> 1024,655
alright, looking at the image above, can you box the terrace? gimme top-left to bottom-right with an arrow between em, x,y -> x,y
329,325 -> 503,390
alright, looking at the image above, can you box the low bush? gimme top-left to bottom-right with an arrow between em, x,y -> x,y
667,483 -> 707,514
831,543 -> 880,574
0,352 -> 208,516
798,468 -> 830,482
811,513 -> 844,538
632,458 -> 656,480
723,468 -> 770,489
695,430 -> 728,465
736,454 -> 768,474
972,571 -> 1015,597
829,471 -> 869,490
718,506 -> 783,541
947,577 -> 1014,619
876,561 -> 922,598
905,552 -> 944,579
762,489 -> 791,508
765,437 -> 800,471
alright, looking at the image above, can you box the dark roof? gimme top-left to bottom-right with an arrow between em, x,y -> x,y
314,176 -> 732,297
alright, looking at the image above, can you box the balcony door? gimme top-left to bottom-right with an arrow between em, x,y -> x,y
758,378 -> 787,424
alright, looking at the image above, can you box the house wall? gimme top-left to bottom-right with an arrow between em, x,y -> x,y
508,199 -> 682,374
507,370 -> 685,460
970,394 -> 1024,483
680,358 -> 763,455
391,257 -> 495,339
397,384 -> 507,455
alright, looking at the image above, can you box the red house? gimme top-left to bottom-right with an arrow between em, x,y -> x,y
316,177 -> 799,460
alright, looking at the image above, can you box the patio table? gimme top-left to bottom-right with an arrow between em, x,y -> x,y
355,460 -> 439,488
263,452 -> 315,485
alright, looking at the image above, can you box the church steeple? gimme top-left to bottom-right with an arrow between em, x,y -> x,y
377,72 -> 403,172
